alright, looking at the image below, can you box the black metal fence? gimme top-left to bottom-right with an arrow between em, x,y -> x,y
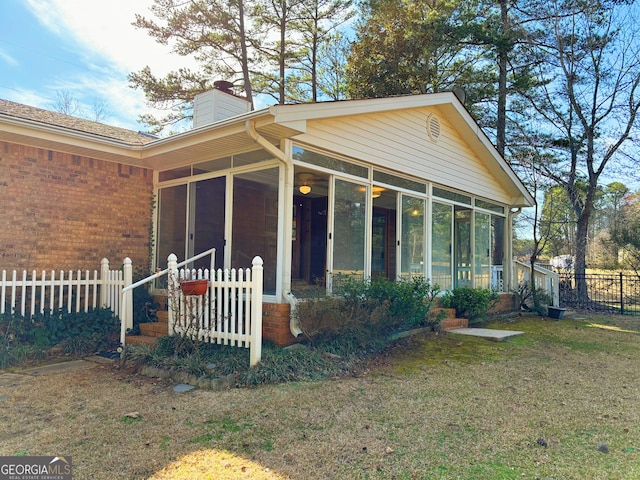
559,272 -> 640,315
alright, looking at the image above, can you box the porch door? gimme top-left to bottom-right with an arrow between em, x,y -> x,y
454,206 -> 472,287
431,201 -> 453,290
188,177 -> 226,270
400,195 -> 425,279
371,188 -> 397,281
156,184 -> 188,268
474,212 -> 491,289
329,178 -> 368,288
491,216 -> 505,291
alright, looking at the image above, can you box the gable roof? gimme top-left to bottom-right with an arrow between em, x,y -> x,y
0,94 -> 533,207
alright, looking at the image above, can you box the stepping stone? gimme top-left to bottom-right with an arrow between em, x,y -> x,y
449,328 -> 524,341
173,384 -> 195,393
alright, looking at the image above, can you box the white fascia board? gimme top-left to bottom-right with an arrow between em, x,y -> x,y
268,93 -> 453,123
0,115 -> 145,156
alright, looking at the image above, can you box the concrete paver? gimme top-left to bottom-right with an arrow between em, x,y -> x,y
0,355 -> 115,387
449,328 -> 524,341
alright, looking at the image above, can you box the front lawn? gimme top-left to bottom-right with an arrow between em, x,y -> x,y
1,312 -> 639,479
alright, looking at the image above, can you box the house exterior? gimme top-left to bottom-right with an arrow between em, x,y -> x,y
0,88 -> 533,345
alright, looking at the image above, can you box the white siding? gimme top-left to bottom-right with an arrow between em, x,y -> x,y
292,107 -> 514,205
193,89 -> 251,128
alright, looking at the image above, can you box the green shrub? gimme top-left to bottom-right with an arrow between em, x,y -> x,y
440,287 -> 499,324
0,308 -> 119,366
513,281 -> 553,315
44,308 -> 119,351
296,275 -> 439,351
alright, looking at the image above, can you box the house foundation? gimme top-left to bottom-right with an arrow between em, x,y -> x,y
263,303 -> 297,346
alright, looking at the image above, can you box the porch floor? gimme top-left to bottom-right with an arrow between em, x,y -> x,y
448,328 -> 524,341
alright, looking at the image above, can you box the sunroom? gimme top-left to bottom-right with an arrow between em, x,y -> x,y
150,88 -> 533,317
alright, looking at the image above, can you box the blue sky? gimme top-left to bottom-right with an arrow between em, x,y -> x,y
0,0 -> 196,132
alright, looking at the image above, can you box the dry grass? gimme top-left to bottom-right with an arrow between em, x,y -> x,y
2,312 -> 640,479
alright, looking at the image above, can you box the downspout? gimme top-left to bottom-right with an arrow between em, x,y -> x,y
245,120 -> 303,337
507,207 -> 522,293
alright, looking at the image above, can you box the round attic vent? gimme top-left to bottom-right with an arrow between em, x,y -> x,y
426,113 -> 441,142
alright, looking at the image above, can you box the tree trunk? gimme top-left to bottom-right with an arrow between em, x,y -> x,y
573,193 -> 595,306
238,0 -> 254,108
496,0 -> 509,157
279,1 -> 286,104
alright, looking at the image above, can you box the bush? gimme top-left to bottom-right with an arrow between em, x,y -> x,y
441,287 -> 499,324
296,275 -> 439,351
0,308 -> 119,367
513,281 -> 553,315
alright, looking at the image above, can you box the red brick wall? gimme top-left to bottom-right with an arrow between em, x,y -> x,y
262,302 -> 297,346
489,293 -> 517,314
0,141 -> 153,272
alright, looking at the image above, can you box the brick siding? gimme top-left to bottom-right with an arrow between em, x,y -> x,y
489,293 -> 517,314
262,302 -> 297,346
0,141 -> 153,272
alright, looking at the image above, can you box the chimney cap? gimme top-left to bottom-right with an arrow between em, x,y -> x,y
213,80 -> 235,94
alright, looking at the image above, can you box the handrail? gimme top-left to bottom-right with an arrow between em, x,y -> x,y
513,260 -> 560,306
119,247 -> 216,348
122,247 -> 217,293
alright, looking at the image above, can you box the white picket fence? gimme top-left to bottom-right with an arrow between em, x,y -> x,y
0,258 -> 132,319
169,254 -> 263,367
120,250 -> 263,366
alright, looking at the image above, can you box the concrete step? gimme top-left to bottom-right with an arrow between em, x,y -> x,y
449,328 -> 524,342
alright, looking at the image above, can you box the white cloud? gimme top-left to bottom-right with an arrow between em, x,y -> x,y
27,0 -> 196,76
0,47 -> 18,67
22,0 -> 199,131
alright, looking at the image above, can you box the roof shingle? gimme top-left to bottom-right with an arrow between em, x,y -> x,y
0,98 -> 156,145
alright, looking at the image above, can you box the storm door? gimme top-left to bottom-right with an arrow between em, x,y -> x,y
400,195 -> 425,279
491,216 -> 505,291
454,206 -> 472,287
431,201 -> 453,290
474,212 -> 491,288
371,187 -> 397,280
188,176 -> 226,269
330,178 -> 368,289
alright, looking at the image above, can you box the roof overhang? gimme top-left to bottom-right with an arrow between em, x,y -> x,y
1,93 -> 533,207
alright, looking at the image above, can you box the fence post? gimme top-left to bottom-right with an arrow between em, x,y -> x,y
620,272 -> 624,315
167,254 -> 178,335
123,258 -> 133,331
250,256 -> 263,367
100,258 -> 109,308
